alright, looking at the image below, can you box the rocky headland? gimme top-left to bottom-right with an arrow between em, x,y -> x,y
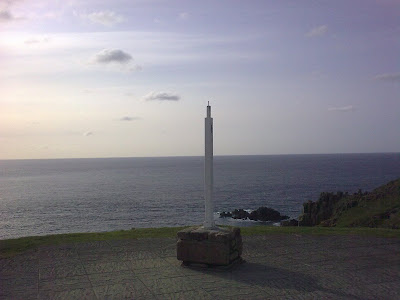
220,178 -> 399,229
298,178 -> 400,229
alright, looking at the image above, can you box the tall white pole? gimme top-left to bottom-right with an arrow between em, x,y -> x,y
204,102 -> 215,229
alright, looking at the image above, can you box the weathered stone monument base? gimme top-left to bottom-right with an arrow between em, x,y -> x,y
177,226 -> 242,266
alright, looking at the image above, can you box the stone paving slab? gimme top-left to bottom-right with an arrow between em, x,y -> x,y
1,235 -> 400,299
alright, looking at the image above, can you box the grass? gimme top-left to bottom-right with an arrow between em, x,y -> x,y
333,178 -> 400,228
335,192 -> 400,228
0,227 -> 188,259
1,225 -> 399,259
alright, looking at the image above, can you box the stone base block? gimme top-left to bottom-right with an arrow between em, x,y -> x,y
176,226 -> 242,266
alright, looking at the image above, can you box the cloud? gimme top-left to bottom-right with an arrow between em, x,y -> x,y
120,116 -> 140,121
92,49 -> 132,64
0,0 -> 25,21
42,11 -> 58,19
143,91 -> 180,101
374,73 -> 400,82
77,10 -> 124,26
24,37 -> 50,44
328,105 -> 355,112
129,64 -> 142,72
27,121 -> 40,125
83,131 -> 93,136
306,25 -> 328,37
178,12 -> 189,20
0,10 -> 13,22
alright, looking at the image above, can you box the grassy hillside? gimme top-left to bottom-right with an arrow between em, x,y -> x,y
299,178 -> 400,229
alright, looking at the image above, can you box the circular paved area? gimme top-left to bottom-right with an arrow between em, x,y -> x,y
1,234 -> 399,299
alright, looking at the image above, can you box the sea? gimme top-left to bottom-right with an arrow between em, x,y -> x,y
0,153 -> 399,240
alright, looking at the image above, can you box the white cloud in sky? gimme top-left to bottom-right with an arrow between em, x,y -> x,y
92,49 -> 132,64
24,36 -> 50,44
328,105 -> 355,112
375,73 -> 400,82
41,11 -> 58,19
77,10 -> 124,26
178,12 -> 189,20
0,31 -> 262,78
0,10 -> 13,22
0,9 -> 24,22
83,131 -> 93,136
144,91 -> 180,101
306,25 -> 328,37
129,64 -> 142,72
120,116 -> 140,121
1,1 -> 400,158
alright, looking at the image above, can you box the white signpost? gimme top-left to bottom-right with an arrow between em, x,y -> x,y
204,102 -> 215,229
176,102 -> 242,266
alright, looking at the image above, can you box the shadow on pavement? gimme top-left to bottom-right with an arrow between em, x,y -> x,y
183,261 -> 365,299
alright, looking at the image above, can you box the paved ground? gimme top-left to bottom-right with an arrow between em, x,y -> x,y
1,234 -> 399,299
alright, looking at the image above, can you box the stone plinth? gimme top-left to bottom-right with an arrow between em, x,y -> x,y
177,226 -> 242,266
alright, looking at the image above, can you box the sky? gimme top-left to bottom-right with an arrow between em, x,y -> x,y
0,0 -> 399,159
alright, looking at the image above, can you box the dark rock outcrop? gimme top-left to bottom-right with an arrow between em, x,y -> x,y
232,209 -> 249,220
219,211 -> 232,218
281,219 -> 299,226
249,207 -> 289,222
219,207 -> 289,222
298,192 -> 346,226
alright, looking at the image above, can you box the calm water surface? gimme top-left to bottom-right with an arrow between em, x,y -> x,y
0,153 -> 399,239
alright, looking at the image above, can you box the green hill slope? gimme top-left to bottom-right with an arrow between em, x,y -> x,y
298,178 -> 400,229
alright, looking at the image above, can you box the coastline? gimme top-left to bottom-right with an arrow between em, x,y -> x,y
2,153 -> 399,240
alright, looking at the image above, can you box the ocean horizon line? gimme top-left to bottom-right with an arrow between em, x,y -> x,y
0,151 -> 398,162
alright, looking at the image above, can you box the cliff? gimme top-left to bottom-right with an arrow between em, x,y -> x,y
298,178 -> 400,229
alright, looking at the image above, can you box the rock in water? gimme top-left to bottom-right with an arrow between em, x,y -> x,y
222,207 -> 289,222
219,211 -> 232,218
281,219 -> 299,226
232,209 -> 249,219
249,206 -> 287,222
